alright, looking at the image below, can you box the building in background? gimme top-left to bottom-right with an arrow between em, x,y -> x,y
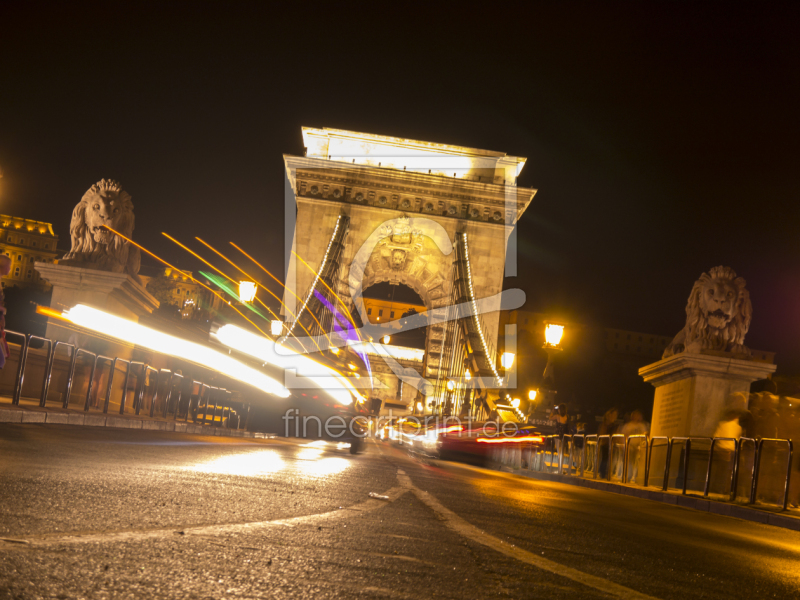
140,266 -> 223,320
362,296 -> 426,328
0,214 -> 59,289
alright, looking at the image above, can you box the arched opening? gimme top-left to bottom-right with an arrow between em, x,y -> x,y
359,281 -> 429,415
361,282 -> 427,350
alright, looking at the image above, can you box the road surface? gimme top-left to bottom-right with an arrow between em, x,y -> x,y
1,424 -> 799,599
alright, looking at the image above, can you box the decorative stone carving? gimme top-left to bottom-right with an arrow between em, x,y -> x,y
401,198 -> 411,209
391,249 -> 407,270
61,179 -> 141,281
425,202 -> 433,211
470,207 -> 480,218
310,185 -> 319,195
354,192 -> 365,202
333,188 -> 342,198
492,211 -> 502,221
663,266 -> 752,358
379,195 -> 387,205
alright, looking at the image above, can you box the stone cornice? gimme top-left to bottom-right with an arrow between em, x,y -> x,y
284,155 -> 535,225
639,352 -> 777,386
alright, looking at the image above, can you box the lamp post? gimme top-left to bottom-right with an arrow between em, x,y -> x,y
238,281 -> 257,303
541,322 -> 565,407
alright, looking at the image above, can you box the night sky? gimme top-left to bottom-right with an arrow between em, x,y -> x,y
2,4 -> 800,368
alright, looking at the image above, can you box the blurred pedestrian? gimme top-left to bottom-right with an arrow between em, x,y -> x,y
621,410 -> 650,482
548,404 -> 569,437
0,255 -> 11,369
598,407 -> 619,478
710,407 -> 743,496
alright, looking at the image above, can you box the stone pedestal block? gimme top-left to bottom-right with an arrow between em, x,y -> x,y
640,353 -> 776,438
34,262 -> 158,355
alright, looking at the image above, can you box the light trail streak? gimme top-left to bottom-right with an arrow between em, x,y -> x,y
213,324 -> 361,406
195,237 -> 327,352
161,232 -> 282,324
101,226 -> 270,338
476,436 -> 544,444
61,305 -> 290,398
291,250 -> 360,335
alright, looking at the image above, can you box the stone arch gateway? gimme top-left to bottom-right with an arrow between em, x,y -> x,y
282,128 -> 536,414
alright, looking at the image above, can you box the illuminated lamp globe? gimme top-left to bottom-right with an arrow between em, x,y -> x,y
270,320 -> 282,336
446,379 -> 455,391
544,323 -> 565,348
511,398 -> 521,408
238,281 -> 257,303
528,390 -> 538,401
500,352 -> 515,369
382,335 -> 391,344
416,401 -> 423,412
464,369 -> 471,381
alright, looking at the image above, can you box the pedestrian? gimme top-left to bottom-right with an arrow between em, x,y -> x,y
0,255 -> 11,369
710,407 -> 743,496
598,407 -> 618,478
548,404 -> 569,437
620,410 -> 650,482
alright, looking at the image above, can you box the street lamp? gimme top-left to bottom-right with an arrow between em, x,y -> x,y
270,320 -> 283,336
528,389 -> 538,401
544,323 -> 564,348
541,322 -> 565,407
510,398 -> 520,408
500,352 -> 515,369
382,335 -> 391,344
238,281 -> 257,303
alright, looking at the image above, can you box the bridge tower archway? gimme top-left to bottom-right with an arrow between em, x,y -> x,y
282,127 -> 536,414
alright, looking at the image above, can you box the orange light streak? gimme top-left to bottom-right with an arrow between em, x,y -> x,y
162,233 -> 281,324
476,436 -> 545,444
194,237 -> 327,352
100,226 -> 270,338
291,250 -> 361,340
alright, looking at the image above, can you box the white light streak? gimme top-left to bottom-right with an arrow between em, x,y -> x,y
63,305 -> 290,398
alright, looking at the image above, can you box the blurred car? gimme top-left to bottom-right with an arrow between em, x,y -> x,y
437,422 -> 548,467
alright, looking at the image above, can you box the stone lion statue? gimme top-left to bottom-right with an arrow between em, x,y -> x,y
663,266 -> 752,358
61,179 -> 141,281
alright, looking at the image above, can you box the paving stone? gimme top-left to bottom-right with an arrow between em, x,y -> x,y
21,411 -> 47,423
45,413 -> 71,424
0,410 -> 23,423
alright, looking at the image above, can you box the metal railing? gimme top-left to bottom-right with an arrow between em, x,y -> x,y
1,329 -> 249,431
495,431 -> 797,512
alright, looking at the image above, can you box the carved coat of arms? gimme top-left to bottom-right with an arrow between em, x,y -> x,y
377,216 -> 424,270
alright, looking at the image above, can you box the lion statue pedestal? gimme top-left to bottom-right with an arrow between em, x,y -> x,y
639,267 -> 775,438
35,180 -> 158,355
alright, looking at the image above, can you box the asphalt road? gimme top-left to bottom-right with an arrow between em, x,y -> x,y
1,425 -> 799,599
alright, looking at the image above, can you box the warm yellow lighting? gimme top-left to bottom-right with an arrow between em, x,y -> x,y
528,390 -> 538,401
62,305 -> 290,398
545,323 -> 565,347
382,335 -> 391,344
238,281 -> 257,303
330,346 -> 340,355
270,320 -> 283,336
348,363 -> 358,371
186,450 -> 285,476
511,398 -> 521,408
416,402 -> 423,411
350,341 -> 424,362
500,352 -> 515,369
446,379 -> 455,391
465,369 -> 471,381
213,324 -> 357,405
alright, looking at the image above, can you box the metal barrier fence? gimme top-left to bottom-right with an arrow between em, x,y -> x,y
2,330 -> 251,431
492,432 -> 796,511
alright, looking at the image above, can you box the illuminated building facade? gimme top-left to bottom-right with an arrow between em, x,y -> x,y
0,214 -> 60,289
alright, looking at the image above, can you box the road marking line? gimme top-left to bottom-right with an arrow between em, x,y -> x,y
395,469 -> 660,600
0,486 -> 406,548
